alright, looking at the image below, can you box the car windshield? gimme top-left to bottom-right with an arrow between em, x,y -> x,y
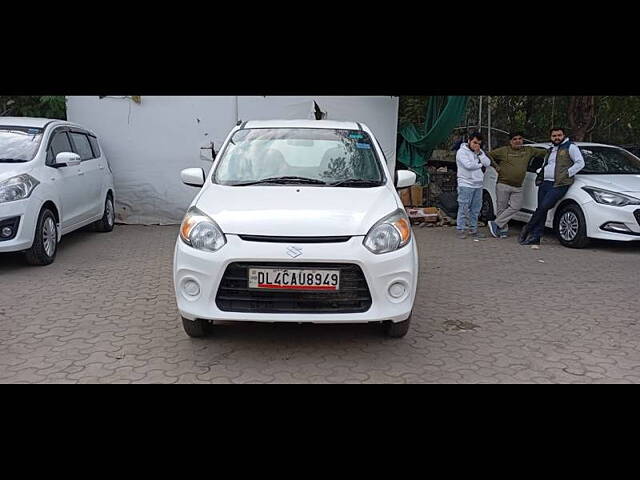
0,127 -> 44,162
213,128 -> 385,186
580,146 -> 640,174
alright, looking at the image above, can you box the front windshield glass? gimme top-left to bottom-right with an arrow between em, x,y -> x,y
0,127 -> 44,162
214,128 -> 385,186
580,146 -> 640,174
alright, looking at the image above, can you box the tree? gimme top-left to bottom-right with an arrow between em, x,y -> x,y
0,96 -> 66,119
567,96 -> 596,141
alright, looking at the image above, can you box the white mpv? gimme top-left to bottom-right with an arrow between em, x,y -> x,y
174,120 -> 418,338
0,118 -> 115,265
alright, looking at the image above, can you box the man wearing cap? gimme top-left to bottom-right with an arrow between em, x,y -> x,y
486,132 -> 548,238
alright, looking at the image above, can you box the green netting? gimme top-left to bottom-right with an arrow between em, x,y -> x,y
397,96 -> 468,185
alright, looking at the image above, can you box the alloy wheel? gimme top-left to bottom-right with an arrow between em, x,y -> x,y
43,217 -> 57,257
559,211 -> 579,241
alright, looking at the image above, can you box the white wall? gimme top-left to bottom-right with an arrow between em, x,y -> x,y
67,96 -> 237,224
67,96 -> 399,224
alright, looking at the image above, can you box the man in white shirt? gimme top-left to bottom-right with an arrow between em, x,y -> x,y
519,127 -> 585,246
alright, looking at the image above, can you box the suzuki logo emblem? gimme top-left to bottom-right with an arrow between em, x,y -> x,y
286,246 -> 303,258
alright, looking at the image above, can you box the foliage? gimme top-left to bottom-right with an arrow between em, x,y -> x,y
399,95 -> 640,148
0,96 -> 66,119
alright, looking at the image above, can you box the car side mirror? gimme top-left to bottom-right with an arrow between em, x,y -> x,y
200,141 -> 216,162
396,170 -> 417,189
181,168 -> 206,187
53,152 -> 81,168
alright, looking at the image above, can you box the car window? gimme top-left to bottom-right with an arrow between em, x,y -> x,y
69,132 -> 94,161
528,154 -> 546,173
580,147 -> 640,174
0,127 -> 44,162
214,128 -> 384,185
88,136 -> 101,158
48,131 -> 73,164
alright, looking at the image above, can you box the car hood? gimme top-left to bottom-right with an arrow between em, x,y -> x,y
0,163 -> 33,182
195,184 -> 400,236
577,174 -> 640,195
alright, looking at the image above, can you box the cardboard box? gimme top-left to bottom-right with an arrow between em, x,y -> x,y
400,188 -> 411,206
410,185 -> 423,206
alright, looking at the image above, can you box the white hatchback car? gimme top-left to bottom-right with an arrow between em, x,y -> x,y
483,142 -> 640,248
174,120 -> 418,338
0,117 -> 115,265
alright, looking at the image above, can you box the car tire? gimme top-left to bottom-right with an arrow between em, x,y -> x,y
24,208 -> 58,266
182,317 -> 211,338
385,314 -> 411,338
94,194 -> 115,233
479,190 -> 495,223
555,203 -> 590,249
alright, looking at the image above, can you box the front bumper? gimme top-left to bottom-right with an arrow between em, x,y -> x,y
173,234 -> 418,324
0,198 -> 39,253
583,201 -> 640,241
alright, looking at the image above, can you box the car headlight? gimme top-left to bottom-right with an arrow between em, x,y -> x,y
0,174 -> 40,204
179,206 -> 226,252
582,187 -> 640,207
363,209 -> 412,254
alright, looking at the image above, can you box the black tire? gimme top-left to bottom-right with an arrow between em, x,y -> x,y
385,314 -> 412,338
555,203 -> 590,249
182,317 -> 210,338
479,190 -> 495,223
24,208 -> 58,266
94,194 -> 115,232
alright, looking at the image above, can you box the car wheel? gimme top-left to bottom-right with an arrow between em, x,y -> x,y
94,195 -> 115,232
555,203 -> 590,249
479,190 -> 495,223
24,208 -> 58,266
384,314 -> 411,338
182,317 -> 211,338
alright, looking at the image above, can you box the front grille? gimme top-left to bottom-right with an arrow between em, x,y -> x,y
216,262 -> 372,313
238,235 -> 350,243
635,209 -> 640,227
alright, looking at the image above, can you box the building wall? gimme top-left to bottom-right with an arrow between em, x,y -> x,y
67,96 -> 399,224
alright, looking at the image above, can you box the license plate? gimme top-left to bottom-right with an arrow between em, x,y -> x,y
248,268 -> 340,291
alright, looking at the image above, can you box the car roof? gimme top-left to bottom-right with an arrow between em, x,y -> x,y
526,141 -> 624,149
0,117 -> 97,135
243,119 -> 362,130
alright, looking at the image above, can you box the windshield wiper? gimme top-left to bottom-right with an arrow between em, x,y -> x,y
231,176 -> 328,186
0,158 -> 28,163
328,178 -> 384,187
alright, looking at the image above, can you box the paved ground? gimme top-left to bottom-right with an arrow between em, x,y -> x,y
1,223 -> 640,383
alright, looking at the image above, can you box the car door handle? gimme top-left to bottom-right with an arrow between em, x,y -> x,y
99,165 -> 105,170
78,170 -> 85,176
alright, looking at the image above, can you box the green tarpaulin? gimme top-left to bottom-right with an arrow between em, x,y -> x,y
397,96 -> 468,185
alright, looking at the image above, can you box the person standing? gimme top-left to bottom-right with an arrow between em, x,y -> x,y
486,132 -> 548,238
519,127 -> 585,246
455,133 -> 491,239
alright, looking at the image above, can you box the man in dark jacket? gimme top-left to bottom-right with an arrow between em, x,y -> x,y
519,127 -> 585,246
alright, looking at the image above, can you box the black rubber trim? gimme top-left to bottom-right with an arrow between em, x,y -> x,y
238,235 -> 351,243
